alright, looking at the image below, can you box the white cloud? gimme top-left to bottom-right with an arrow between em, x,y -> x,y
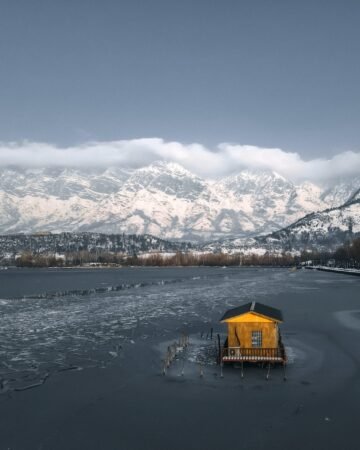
220,144 -> 360,181
0,138 -> 359,181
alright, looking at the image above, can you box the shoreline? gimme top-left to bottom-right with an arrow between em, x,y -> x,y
305,266 -> 360,277
0,264 -> 295,270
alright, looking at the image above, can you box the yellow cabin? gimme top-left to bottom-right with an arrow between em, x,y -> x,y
220,301 -> 286,364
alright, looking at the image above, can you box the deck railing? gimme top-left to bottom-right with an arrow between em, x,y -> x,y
222,346 -> 286,362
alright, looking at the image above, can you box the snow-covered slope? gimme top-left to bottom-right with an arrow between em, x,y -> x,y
263,198 -> 360,250
0,162 -> 359,240
203,198 -> 360,254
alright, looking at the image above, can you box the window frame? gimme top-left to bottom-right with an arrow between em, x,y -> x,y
251,330 -> 262,348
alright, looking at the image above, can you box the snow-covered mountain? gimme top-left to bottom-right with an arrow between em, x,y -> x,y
203,197 -> 360,254
0,162 -> 359,240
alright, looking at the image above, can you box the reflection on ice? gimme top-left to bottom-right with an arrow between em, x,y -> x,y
334,310 -> 360,330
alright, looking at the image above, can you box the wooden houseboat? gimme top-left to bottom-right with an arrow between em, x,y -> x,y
220,301 -> 286,364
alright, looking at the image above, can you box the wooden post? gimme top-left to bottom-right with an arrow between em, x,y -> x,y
266,363 -> 271,380
167,346 -> 171,364
217,334 -> 221,364
199,363 -> 204,378
181,359 -> 185,376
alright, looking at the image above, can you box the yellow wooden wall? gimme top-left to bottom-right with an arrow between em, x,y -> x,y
227,321 -> 278,348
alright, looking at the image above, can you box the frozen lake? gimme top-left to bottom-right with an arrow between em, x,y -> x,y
0,267 -> 297,390
0,267 -> 359,449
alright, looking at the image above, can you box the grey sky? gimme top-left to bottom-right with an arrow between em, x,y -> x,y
0,0 -> 360,158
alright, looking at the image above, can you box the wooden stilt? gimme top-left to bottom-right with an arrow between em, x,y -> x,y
266,363 -> 271,380
181,359 -> 185,376
216,334 -> 222,365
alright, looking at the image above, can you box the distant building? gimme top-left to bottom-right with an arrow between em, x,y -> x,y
33,231 -> 52,236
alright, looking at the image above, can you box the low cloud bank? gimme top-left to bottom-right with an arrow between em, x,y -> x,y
0,138 -> 359,181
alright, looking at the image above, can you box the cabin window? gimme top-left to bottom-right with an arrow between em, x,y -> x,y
252,330 -> 262,347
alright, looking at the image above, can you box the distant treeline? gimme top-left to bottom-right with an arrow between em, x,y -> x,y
15,251 -> 124,268
334,237 -> 360,262
8,237 -> 360,268
14,250 -> 295,268
300,237 -> 360,267
127,252 -> 296,267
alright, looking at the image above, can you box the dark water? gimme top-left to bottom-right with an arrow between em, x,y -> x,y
0,267 -> 359,450
0,266 -> 218,299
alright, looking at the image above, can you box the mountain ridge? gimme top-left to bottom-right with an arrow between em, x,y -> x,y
0,197 -> 359,259
0,162 -> 359,240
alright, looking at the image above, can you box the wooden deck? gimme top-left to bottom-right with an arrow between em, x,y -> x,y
222,344 -> 286,363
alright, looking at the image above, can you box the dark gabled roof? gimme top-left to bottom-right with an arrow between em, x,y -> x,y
220,301 -> 283,322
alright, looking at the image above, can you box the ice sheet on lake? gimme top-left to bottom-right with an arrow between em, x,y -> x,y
0,269 -> 321,392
